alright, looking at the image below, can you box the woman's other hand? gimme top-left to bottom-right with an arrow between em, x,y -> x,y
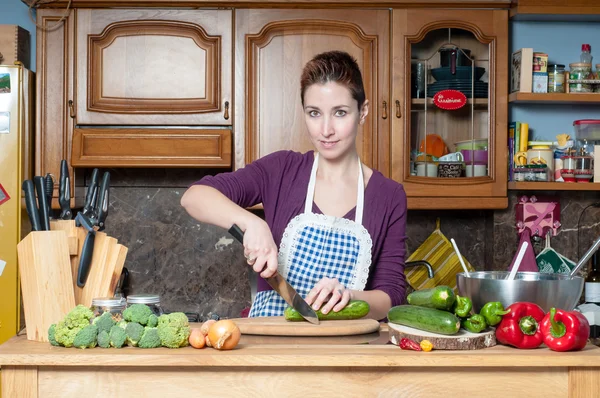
242,219 -> 279,278
305,277 -> 353,314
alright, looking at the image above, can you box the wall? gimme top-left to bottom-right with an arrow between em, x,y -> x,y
0,0 -> 36,71
510,21 -> 600,141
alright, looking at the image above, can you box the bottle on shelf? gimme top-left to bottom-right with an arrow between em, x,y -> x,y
585,252 -> 600,305
580,44 -> 593,64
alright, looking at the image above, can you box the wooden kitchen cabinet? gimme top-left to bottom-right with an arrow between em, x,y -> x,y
234,9 -> 390,171
390,9 -> 509,209
75,9 -> 232,126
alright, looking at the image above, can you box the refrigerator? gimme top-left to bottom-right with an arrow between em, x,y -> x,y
0,64 -> 33,348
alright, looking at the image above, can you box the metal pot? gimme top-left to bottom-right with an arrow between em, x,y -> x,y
439,47 -> 472,74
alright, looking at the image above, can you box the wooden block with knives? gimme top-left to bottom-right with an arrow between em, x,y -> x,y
17,161 -> 128,341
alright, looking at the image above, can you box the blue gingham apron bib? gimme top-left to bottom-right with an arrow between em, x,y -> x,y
249,153 -> 373,317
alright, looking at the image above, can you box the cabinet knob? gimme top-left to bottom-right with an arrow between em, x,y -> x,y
68,100 -> 75,119
382,100 -> 388,120
224,101 -> 230,120
395,100 -> 402,119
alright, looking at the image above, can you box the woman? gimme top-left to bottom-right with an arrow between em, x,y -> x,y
181,51 -> 407,320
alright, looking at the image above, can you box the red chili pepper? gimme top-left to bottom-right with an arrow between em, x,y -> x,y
540,307 -> 590,352
399,338 -> 422,351
496,302 -> 545,349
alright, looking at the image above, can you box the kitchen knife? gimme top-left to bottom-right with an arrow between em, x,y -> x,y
44,173 -> 53,217
82,168 -> 100,217
58,160 -> 72,220
96,171 -> 110,231
22,180 -> 41,231
75,212 -> 96,288
228,224 -> 319,325
33,176 -> 51,231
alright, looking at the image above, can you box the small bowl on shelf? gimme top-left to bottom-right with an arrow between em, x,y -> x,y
460,149 -> 488,165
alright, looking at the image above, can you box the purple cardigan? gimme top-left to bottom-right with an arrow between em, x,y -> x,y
195,150 -> 408,307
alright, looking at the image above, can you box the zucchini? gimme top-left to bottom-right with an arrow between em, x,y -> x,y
388,305 -> 461,335
406,285 -> 456,311
284,300 -> 370,322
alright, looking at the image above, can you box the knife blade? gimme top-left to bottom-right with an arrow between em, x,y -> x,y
58,160 -> 72,220
33,176 -> 51,231
22,180 -> 41,231
82,168 -> 100,218
228,224 -> 319,325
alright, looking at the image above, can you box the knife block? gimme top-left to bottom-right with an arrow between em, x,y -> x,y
17,231 -> 76,342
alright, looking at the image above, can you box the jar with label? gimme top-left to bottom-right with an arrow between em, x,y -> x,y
514,164 -> 548,182
91,297 -> 127,322
569,63 -> 593,93
126,294 -> 163,316
548,64 -> 566,93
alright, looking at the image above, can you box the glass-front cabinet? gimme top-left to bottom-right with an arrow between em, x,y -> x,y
390,10 -> 508,209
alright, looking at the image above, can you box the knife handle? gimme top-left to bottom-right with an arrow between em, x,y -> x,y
228,224 -> 245,243
22,180 -> 41,231
96,172 -> 110,231
59,160 -> 72,220
34,176 -> 50,231
44,173 -> 54,216
77,232 -> 95,288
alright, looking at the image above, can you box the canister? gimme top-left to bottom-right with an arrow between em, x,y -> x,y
527,146 -> 553,181
126,294 -> 164,316
91,297 -> 127,321
569,63 -> 593,93
548,64 -> 565,93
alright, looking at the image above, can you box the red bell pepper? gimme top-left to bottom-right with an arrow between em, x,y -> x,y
496,302 -> 545,349
540,307 -> 590,352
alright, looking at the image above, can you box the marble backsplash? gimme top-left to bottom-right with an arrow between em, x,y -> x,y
94,168 -> 600,320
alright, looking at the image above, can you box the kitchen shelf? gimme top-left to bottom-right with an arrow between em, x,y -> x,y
411,98 -> 488,108
508,92 -> 600,104
508,182 -> 600,191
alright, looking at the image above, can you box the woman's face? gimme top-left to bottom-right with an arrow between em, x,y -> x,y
303,82 -> 368,161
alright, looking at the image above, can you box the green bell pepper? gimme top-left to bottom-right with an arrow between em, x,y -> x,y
480,302 -> 510,326
462,314 -> 487,333
452,295 -> 473,318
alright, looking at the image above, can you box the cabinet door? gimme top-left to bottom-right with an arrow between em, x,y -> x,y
235,9 -> 390,170
75,9 -> 232,125
391,10 -> 508,209
36,9 -> 76,207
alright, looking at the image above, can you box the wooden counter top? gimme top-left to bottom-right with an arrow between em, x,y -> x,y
2,328 -> 600,368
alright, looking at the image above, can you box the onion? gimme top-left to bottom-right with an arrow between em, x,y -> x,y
207,320 -> 241,350
200,319 -> 217,336
189,328 -> 206,349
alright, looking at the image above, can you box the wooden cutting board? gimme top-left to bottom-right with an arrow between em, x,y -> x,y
388,323 -> 496,350
228,317 -> 381,337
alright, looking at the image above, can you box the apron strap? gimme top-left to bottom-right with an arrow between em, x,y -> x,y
304,153 -> 365,225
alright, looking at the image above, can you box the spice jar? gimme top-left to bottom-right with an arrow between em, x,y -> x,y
91,297 -> 127,321
126,294 -> 163,316
548,64 -> 566,93
569,63 -> 593,93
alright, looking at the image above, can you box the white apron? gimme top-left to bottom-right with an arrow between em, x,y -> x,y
249,153 -> 374,317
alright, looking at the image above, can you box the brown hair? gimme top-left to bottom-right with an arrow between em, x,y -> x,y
300,51 -> 366,110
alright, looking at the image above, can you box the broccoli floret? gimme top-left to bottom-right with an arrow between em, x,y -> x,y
157,312 -> 191,348
147,314 -> 159,328
123,304 -> 154,326
92,312 -> 116,334
97,330 -> 110,348
55,305 -> 94,348
138,327 -> 161,348
109,325 -> 127,348
73,324 -> 98,349
48,324 -> 60,346
125,322 -> 145,347
117,319 -> 128,329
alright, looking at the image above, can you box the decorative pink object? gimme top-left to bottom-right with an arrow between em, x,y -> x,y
515,195 -> 561,238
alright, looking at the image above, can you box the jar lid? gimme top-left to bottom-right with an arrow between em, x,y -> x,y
548,64 -> 565,69
92,297 -> 126,307
569,63 -> 592,68
524,164 -> 547,169
127,294 -> 161,304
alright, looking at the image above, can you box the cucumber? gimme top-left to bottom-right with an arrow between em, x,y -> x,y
388,305 -> 461,335
406,285 -> 456,311
284,300 -> 370,322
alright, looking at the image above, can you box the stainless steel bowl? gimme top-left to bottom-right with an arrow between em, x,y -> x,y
457,271 -> 584,313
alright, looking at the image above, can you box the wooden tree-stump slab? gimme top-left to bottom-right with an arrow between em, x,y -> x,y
388,323 -> 496,350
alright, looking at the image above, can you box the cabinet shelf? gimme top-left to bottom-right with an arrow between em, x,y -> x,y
411,98 -> 488,108
508,92 -> 600,104
508,182 -> 600,191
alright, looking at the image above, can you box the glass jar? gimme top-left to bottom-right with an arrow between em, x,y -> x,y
514,165 -> 547,182
91,297 -> 127,322
548,64 -> 566,93
126,294 -> 163,316
569,63 -> 593,93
